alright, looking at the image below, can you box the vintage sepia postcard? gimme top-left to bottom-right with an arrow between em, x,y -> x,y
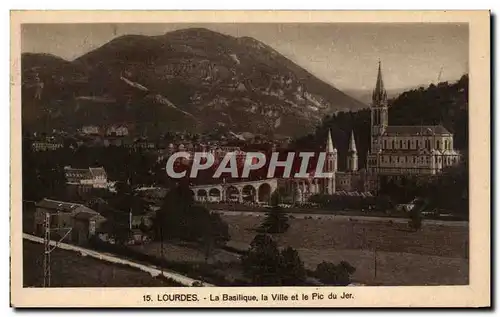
10,10 -> 490,308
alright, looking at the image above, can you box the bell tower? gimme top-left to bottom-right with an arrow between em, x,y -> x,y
371,60 -> 389,152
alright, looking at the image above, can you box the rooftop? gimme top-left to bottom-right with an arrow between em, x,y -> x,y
385,125 -> 451,136
36,198 -> 85,212
89,167 -> 107,178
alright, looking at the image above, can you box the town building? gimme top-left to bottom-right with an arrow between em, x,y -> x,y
106,125 -> 129,137
366,61 -> 461,176
64,166 -> 109,189
125,137 -> 156,150
32,198 -> 106,245
81,125 -> 100,135
31,139 -> 64,152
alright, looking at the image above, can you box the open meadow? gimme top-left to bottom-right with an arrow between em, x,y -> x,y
23,240 -> 182,287
129,213 -> 468,286
221,214 -> 469,286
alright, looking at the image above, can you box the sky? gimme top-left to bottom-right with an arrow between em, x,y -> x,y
21,23 -> 468,90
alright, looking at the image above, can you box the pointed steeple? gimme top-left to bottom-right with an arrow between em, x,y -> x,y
348,130 -> 357,153
375,60 -> 385,93
326,129 -> 336,153
372,60 -> 388,106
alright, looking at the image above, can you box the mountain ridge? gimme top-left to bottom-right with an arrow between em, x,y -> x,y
21,28 -> 367,137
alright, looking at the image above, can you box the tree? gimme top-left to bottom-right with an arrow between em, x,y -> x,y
153,182 -> 193,240
153,182 -> 230,254
259,190 -> 290,234
241,234 -> 283,286
101,220 -> 131,245
279,247 -> 306,286
314,261 -> 356,286
241,234 -> 307,286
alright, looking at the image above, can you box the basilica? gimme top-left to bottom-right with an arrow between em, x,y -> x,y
366,62 -> 461,176
291,61 -> 462,201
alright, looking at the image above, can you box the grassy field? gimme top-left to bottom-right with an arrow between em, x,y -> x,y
221,214 -> 469,286
128,214 -> 468,286
23,240 -> 182,287
222,215 -> 468,258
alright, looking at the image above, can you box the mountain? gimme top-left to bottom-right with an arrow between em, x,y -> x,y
21,28 -> 366,137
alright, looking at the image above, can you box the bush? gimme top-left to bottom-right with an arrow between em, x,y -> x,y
408,202 -> 424,231
279,247 -> 306,286
313,261 -> 356,286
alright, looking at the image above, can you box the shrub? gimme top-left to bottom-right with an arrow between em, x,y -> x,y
279,247 -> 306,286
314,261 -> 356,286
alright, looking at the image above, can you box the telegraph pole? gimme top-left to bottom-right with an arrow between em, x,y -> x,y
42,210 -> 73,288
43,213 -> 51,287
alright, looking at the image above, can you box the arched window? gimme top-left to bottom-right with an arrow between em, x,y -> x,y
392,140 -> 395,149
437,140 -> 440,149
384,140 -> 387,149
416,140 -> 419,148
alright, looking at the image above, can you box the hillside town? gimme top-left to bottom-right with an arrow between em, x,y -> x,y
22,60 -> 468,288
18,19 -> 472,290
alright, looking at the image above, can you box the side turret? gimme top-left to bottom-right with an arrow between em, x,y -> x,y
323,129 -> 336,194
347,130 -> 358,172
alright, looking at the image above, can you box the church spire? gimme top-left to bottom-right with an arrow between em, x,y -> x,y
372,60 -> 388,106
326,129 -> 336,153
348,130 -> 357,153
347,130 -> 358,172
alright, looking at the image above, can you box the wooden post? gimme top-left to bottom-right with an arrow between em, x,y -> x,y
160,226 -> 164,277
